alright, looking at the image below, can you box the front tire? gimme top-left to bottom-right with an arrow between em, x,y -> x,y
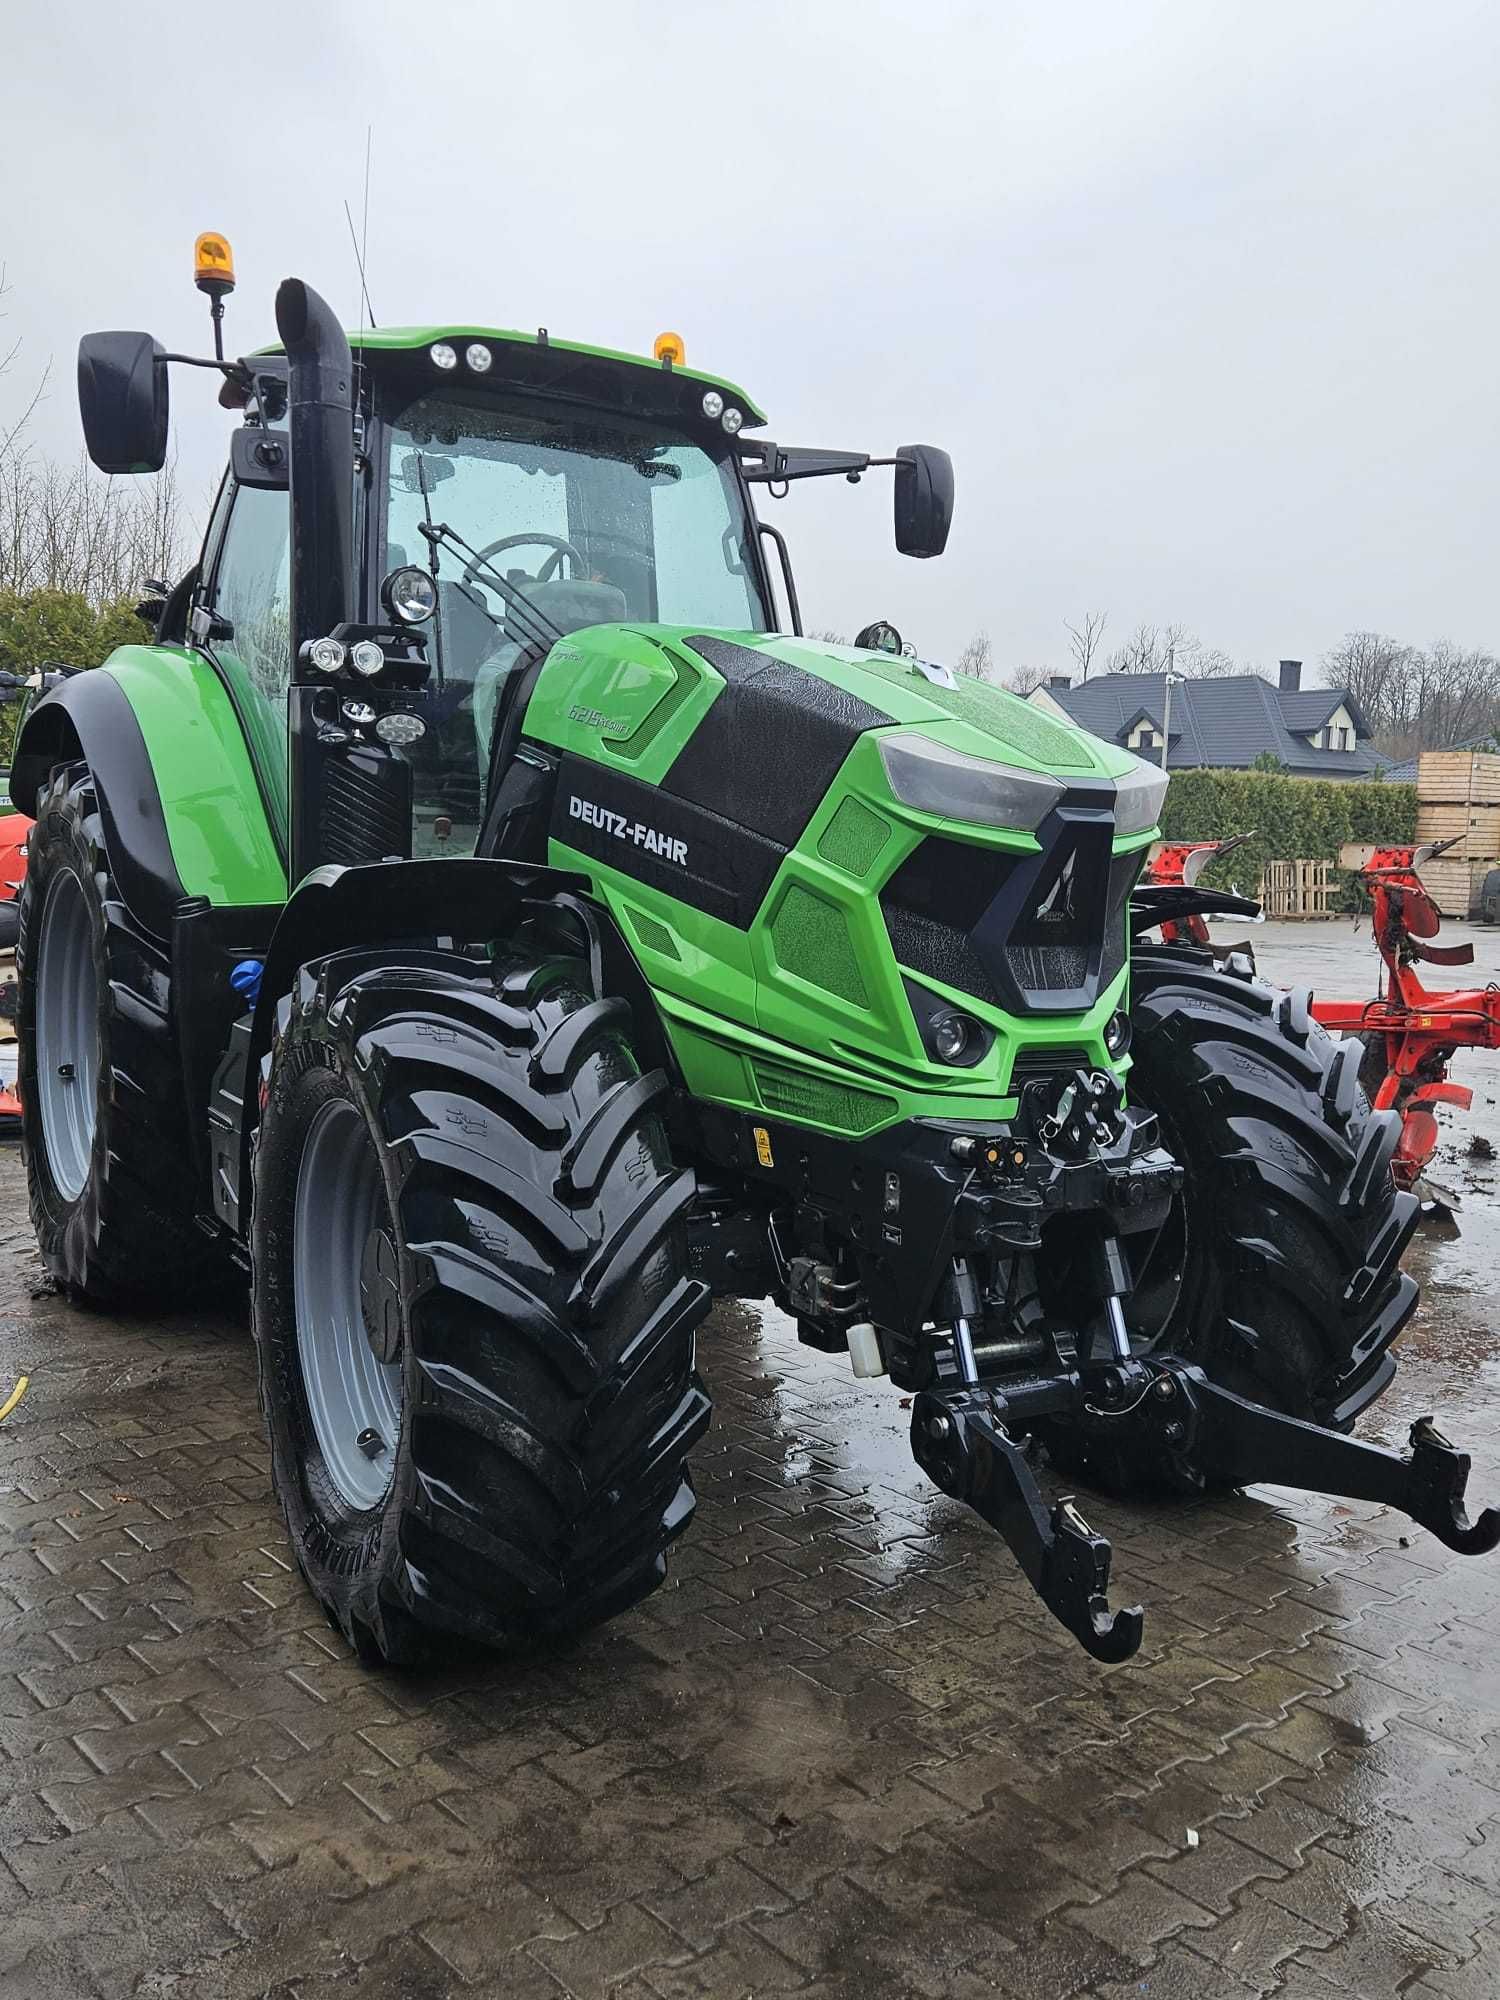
1049,944 -> 1419,1494
250,934 -> 711,1665
20,763 -> 217,1303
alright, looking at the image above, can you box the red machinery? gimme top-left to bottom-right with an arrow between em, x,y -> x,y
1309,838 -> 1500,1192
1140,834 -> 1500,1195
0,742 -> 31,1125
1143,832 -> 1256,947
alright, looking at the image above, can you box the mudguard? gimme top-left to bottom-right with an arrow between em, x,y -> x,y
11,646 -> 286,940
209,855 -> 676,1237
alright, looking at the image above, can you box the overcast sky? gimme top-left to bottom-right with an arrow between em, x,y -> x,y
5,1 -> 1497,682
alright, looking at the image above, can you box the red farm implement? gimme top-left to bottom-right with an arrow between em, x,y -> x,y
1138,833 -> 1500,1198
1310,839 -> 1500,1194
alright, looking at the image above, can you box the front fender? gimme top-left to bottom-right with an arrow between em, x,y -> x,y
12,647 -> 286,939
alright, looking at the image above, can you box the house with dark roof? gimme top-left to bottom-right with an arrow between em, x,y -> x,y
1028,660 -> 1383,778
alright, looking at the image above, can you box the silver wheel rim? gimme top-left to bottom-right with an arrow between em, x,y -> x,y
35,868 -> 100,1201
293,1098 -> 403,1511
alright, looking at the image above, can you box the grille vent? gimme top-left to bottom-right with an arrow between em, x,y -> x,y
320,753 -> 411,866
769,885 -> 869,1007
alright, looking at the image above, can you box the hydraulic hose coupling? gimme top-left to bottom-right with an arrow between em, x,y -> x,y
231,959 -> 264,1009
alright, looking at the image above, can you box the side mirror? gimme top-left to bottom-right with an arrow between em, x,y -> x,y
77,332 -> 169,474
231,426 -> 290,490
893,444 -> 954,559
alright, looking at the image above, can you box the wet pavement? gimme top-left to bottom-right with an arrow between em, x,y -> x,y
2,918 -> 1500,1998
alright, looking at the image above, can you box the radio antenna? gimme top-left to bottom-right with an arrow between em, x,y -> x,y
344,128 -> 378,330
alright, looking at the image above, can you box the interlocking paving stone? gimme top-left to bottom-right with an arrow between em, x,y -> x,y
2,1093 -> 1500,1999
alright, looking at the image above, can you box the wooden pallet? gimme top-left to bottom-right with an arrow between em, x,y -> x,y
1415,801 -> 1500,862
1416,749 -> 1500,805
1259,859 -> 1336,919
1416,855 -> 1494,918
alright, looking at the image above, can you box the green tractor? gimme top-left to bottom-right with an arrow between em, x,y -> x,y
14,250 -> 1497,1666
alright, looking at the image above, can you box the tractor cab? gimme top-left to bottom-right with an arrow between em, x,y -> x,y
75,273 -> 951,891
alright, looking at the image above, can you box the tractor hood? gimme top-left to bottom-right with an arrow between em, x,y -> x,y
752,635 -> 1139,785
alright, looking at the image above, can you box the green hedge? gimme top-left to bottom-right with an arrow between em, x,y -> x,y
1159,768 -> 1418,910
0,590 -> 147,768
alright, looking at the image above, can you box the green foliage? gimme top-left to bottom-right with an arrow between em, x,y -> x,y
1161,767 -> 1418,909
1251,750 -> 1288,773
0,589 -> 148,768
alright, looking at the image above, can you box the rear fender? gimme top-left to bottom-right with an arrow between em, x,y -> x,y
12,646 -> 287,939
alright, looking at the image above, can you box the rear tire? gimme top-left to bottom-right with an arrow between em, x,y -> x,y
250,931 -> 711,1665
19,763 -> 218,1303
1047,944 -> 1419,1495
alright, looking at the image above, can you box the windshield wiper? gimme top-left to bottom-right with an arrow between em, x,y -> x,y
416,520 -> 565,656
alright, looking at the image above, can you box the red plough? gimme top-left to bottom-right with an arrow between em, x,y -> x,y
1138,833 -> 1500,1201
1309,838 -> 1500,1195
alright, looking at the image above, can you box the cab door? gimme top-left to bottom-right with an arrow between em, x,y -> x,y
191,476 -> 293,855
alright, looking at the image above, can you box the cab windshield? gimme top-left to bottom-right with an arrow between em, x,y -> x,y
385,390 -> 768,855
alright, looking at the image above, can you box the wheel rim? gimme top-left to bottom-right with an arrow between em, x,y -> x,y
35,868 -> 101,1201
293,1098 -> 404,1512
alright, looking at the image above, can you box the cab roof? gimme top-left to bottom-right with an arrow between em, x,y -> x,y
345,325 -> 767,426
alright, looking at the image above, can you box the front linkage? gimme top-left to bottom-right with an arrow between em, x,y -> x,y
913,1358 -> 1500,1662
750,1063 -> 1500,1665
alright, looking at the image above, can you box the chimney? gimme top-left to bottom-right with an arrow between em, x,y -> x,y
1047,674 -> 1071,690
1279,659 -> 1302,692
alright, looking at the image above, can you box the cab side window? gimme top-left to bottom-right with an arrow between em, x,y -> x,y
206,483 -> 292,704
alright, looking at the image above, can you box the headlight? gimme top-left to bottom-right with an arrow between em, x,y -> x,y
429,341 -> 458,371
465,343 -> 492,373
376,711 -> 427,747
701,390 -> 724,419
878,732 -> 1064,831
383,566 -> 438,624
932,1013 -> 977,1063
305,637 -> 346,674
349,640 -> 386,677
1113,758 -> 1170,837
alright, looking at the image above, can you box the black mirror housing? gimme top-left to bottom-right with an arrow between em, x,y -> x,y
894,444 -> 954,558
231,426 -> 290,490
77,332 -> 169,474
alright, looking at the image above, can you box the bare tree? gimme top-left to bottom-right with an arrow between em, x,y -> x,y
1320,630 -> 1500,755
1,268 -> 186,607
1107,621 -> 1161,674
1177,643 -> 1238,679
1005,663 -> 1052,697
1106,620 -> 1236,679
0,452 -> 187,603
1321,632 -> 1420,738
0,264 -> 50,472
1064,610 -> 1106,681
956,630 -> 993,681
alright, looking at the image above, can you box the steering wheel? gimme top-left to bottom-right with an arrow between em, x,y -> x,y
462,531 -> 586,593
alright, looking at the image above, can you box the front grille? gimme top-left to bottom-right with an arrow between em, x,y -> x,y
880,834 -> 1012,1007
882,818 -> 1143,1018
1008,1044 -> 1092,1085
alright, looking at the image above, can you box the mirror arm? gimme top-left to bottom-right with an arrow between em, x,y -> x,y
741,441 -> 877,486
